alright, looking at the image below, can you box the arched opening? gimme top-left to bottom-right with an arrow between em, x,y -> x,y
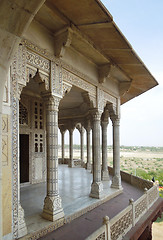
19,77 -> 46,185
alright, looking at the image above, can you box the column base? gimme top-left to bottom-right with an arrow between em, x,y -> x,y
86,163 -> 91,171
90,182 -> 104,199
18,204 -> 27,238
81,161 -> 84,168
68,159 -> 74,168
111,175 -> 123,189
101,170 -> 110,181
42,195 -> 64,222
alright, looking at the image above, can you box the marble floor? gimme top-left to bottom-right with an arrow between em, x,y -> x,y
20,165 -> 121,235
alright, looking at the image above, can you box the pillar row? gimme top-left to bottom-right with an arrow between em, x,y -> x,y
43,95 -> 64,221
90,110 -> 104,199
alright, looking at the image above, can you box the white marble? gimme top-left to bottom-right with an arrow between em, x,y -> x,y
20,165 -> 120,234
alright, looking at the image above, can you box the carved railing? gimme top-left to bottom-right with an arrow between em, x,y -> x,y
108,167 -> 153,190
85,185 -> 159,240
58,158 -> 82,167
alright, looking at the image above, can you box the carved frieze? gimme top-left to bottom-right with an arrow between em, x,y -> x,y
11,44 -> 27,86
26,50 -> 50,73
22,39 -> 50,60
62,68 -> 96,96
103,91 -> 117,105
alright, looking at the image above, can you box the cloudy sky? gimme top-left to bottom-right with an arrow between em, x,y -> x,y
59,0 -> 163,147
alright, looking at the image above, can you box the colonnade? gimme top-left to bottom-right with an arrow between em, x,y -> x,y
25,94 -> 122,222
59,108 -> 122,198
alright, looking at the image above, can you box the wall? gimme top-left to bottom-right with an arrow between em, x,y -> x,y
2,74 -> 12,237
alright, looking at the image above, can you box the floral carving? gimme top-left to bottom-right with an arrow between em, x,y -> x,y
26,50 -> 50,73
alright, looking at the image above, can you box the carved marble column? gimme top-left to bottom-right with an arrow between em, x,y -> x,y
80,126 -> 85,166
68,128 -> 74,168
61,131 -> 65,164
60,127 -> 66,164
111,117 -> 122,189
43,96 -> 64,221
90,110 -> 104,198
101,120 -> 110,181
86,121 -> 91,170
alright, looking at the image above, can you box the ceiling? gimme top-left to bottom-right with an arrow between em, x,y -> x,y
34,0 -> 158,105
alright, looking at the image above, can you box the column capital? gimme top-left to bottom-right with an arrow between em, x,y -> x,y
68,127 -> 75,134
111,116 -> 120,126
67,121 -> 76,133
43,94 -> 61,111
76,123 -> 85,134
90,109 -> 102,121
59,125 -> 67,134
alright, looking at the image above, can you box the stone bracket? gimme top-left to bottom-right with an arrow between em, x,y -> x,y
98,63 -> 111,83
54,28 -> 73,58
82,92 -> 96,109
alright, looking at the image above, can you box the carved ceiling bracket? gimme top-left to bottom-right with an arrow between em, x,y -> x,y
107,103 -> 119,121
54,27 -> 73,58
98,63 -> 112,84
101,106 -> 109,123
82,92 -> 96,109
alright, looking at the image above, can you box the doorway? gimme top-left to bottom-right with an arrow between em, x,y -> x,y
20,134 -> 29,183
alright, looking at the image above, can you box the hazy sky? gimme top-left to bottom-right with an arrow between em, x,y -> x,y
59,0 -> 163,147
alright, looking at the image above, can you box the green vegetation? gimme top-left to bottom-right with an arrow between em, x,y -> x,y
136,169 -> 163,186
155,212 -> 163,223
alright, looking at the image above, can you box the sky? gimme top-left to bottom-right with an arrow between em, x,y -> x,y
59,0 -> 163,147
102,0 -> 163,147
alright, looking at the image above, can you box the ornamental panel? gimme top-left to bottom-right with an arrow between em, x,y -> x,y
19,102 -> 28,126
51,62 -> 62,96
110,210 -> 132,240
26,50 -> 50,73
62,68 -> 96,96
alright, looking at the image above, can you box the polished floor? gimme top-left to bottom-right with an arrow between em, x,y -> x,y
20,165 -> 121,234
